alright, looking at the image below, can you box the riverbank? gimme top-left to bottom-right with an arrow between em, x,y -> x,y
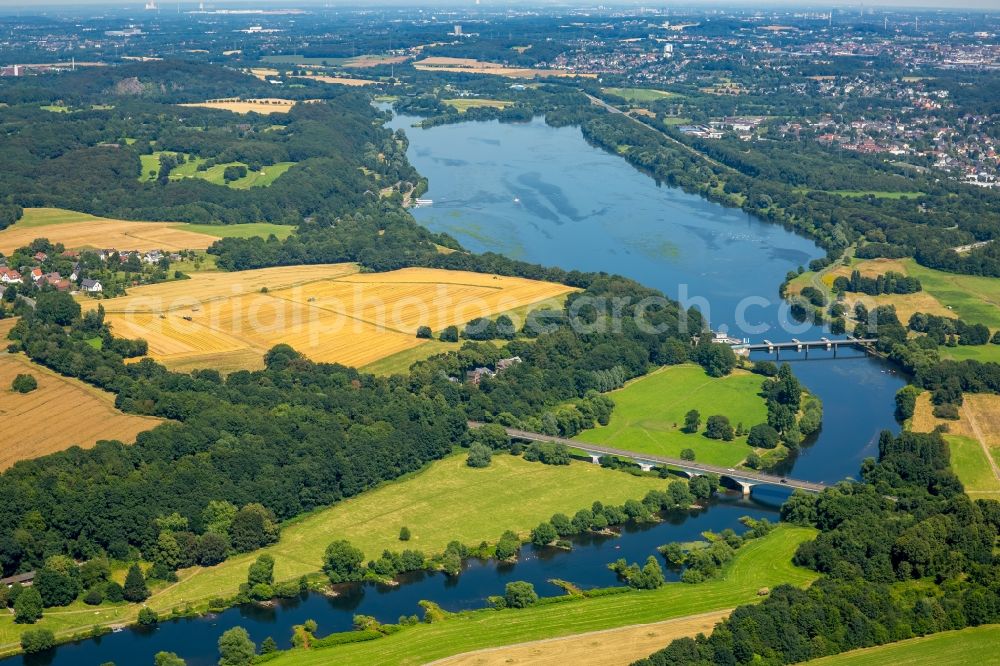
0,454 -> 672,657
261,525 -> 816,666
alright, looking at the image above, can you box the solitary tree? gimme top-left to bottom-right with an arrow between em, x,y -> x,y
218,626 -> 256,666
504,581 -> 538,608
11,374 -> 37,394
682,409 -> 701,433
323,540 -> 364,583
19,627 -> 55,654
13,587 -> 43,624
154,652 -> 188,666
247,554 -> 275,588
466,442 -> 492,468
398,526 -> 411,541
123,563 -> 150,603
704,415 -> 734,441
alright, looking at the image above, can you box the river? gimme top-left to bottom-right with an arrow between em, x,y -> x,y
13,113 -> 905,666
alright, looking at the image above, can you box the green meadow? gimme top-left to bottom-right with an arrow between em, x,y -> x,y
901,258 -> 1000,331
139,151 -> 295,189
573,364 -> 769,467
805,625 -> 1000,666
183,222 -> 295,240
603,87 -> 675,102
945,434 -> 1000,500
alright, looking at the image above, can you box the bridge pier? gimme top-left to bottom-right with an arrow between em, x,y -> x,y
590,455 -> 602,465
737,481 -> 756,496
638,463 -> 654,472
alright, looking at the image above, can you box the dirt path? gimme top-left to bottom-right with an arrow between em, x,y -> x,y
963,403 -> 1000,483
429,609 -> 732,666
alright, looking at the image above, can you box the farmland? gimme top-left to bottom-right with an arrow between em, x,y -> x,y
263,525 -> 819,666
438,609 -> 731,666
94,266 -> 574,372
0,207 -> 220,255
179,98 -> 311,115
292,74 -> 377,86
573,364 -> 769,467
443,98 -> 513,112
911,392 -> 1000,499
602,87 -> 675,102
805,625 -> 1000,666
0,352 -> 161,470
413,57 -> 596,79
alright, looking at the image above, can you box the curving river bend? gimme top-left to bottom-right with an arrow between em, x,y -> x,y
12,113 -> 906,666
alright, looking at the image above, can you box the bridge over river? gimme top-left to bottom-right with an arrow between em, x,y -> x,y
470,423 -> 830,496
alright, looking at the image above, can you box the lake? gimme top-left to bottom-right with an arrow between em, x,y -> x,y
10,111 -> 906,666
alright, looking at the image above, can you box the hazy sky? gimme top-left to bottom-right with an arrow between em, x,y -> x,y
0,0 -> 998,10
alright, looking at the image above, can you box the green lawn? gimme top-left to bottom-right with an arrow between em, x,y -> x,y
901,259 -> 1000,331
939,344 -> 1000,363
183,222 -> 296,240
361,339 -> 457,376
573,364 -> 769,467
945,434 -> 1000,499
40,104 -> 71,113
805,625 -> 1000,665
0,453 -> 672,653
603,87 -> 675,102
140,151 -> 295,189
266,525 -> 818,666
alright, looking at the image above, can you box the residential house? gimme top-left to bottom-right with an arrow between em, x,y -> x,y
81,278 -> 103,294
29,267 -> 43,282
496,356 -> 522,372
0,267 -> 23,284
466,367 -> 494,385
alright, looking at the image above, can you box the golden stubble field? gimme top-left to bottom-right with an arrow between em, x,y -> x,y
179,98 -> 318,115
0,208 -> 219,255
413,57 -> 596,79
0,352 -> 162,469
820,258 -> 954,322
93,265 -> 575,372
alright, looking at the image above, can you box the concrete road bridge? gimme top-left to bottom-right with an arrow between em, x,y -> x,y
469,423 -> 830,496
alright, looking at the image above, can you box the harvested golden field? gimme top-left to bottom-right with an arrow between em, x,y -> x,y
328,268 -> 576,333
179,98 -> 317,115
913,392 -> 1000,448
342,54 -> 409,68
249,68 -> 279,79
292,74 -> 376,86
821,259 -> 953,322
0,353 -> 161,469
95,266 -> 573,371
0,208 -> 218,255
414,57 -> 596,79
436,610 -> 731,666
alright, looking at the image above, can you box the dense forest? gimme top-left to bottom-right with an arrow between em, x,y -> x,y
0,61 -> 419,225
636,429 -> 1000,665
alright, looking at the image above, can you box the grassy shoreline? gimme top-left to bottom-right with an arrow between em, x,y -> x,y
263,525 -> 818,665
0,453 -> 670,655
